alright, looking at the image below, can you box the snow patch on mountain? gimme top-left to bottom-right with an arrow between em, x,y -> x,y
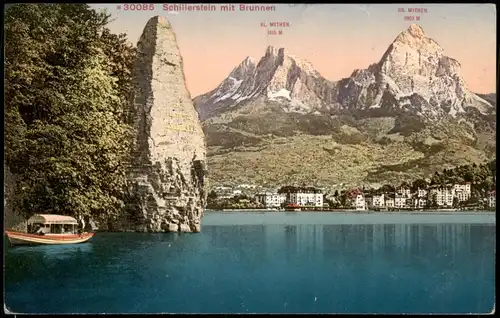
213,77 -> 243,103
268,89 -> 291,101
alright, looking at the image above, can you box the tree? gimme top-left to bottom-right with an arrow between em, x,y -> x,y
339,193 -> 349,207
411,178 -> 428,192
429,194 -> 439,209
480,179 -> 493,193
323,194 -> 334,208
431,171 -> 443,185
452,197 -> 459,209
488,159 -> 496,176
208,190 -> 218,200
4,4 -> 135,222
380,184 -> 395,193
463,171 -> 474,182
467,189 -> 481,206
233,194 -> 250,202
334,190 -> 339,197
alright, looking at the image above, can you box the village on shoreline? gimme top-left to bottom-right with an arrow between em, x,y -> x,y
207,162 -> 496,213
207,182 -> 496,212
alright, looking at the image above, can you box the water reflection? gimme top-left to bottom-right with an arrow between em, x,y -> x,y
5,222 -> 495,314
318,224 -> 494,256
202,222 -> 494,313
203,225 -> 267,266
4,233 -> 182,287
284,225 -> 297,259
203,223 -> 495,261
8,242 -> 93,260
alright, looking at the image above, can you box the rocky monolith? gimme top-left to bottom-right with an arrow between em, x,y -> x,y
124,16 -> 207,233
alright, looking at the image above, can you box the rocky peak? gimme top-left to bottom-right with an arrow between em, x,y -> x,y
194,44 -> 335,119
406,24 -> 425,38
378,24 -> 449,91
126,15 -> 207,233
243,56 -> 256,66
341,24 -> 493,118
265,45 -> 281,57
150,15 -> 171,27
391,24 -> 442,53
229,56 -> 256,79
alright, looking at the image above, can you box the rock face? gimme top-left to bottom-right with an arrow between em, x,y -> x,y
125,16 -> 207,233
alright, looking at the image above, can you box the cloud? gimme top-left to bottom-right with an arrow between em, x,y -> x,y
167,11 -> 179,16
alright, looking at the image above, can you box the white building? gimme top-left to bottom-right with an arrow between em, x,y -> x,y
344,189 -> 365,210
354,194 -> 365,211
454,183 -> 471,202
395,194 -> 407,209
397,186 -> 411,198
215,186 -> 232,191
385,197 -> 395,208
214,185 -> 234,199
364,195 -> 373,209
285,188 -> 323,207
239,184 -> 257,189
416,188 -> 428,198
410,197 -> 427,209
429,187 -> 454,207
255,193 -> 286,208
373,194 -> 385,208
488,191 -> 496,208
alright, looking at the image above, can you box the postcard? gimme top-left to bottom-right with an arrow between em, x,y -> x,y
3,3 -> 496,315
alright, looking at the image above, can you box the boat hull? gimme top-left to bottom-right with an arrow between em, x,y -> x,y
5,231 -> 94,246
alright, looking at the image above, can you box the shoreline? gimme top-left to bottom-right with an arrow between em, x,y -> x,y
209,209 -> 495,214
202,211 -> 496,226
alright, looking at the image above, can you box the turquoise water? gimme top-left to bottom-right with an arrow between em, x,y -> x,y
4,211 -> 496,314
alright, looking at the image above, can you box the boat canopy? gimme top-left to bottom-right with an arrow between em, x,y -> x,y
28,214 -> 78,225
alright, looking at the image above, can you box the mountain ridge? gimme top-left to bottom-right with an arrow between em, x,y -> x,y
193,24 -> 496,190
196,24 -> 493,121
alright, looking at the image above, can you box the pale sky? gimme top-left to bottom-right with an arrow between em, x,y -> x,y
91,3 -> 497,96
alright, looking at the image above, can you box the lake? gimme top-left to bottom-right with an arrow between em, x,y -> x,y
4,211 -> 496,314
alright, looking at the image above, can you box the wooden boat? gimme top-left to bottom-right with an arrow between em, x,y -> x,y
5,214 -> 94,246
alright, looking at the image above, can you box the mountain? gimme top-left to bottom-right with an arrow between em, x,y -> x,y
194,24 -> 496,190
194,46 -> 336,121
